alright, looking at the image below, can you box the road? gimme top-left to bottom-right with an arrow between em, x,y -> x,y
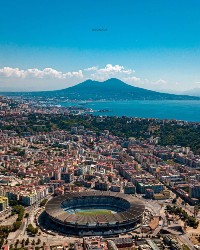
8,202 -> 40,244
180,235 -> 196,250
144,200 -> 161,216
142,198 -> 196,249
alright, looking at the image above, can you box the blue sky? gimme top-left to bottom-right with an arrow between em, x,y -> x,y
0,0 -> 200,92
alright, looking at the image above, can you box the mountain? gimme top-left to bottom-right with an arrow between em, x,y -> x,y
1,78 -> 200,100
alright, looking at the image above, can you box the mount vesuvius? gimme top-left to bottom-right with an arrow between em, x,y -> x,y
1,78 -> 200,100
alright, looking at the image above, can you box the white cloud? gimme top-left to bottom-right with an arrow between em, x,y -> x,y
86,64 -> 135,81
122,76 -> 141,83
97,64 -> 134,75
0,64 -> 134,81
0,67 -> 25,78
85,64 -> 134,75
84,66 -> 98,71
63,70 -> 83,78
0,67 -> 83,79
154,79 -> 167,84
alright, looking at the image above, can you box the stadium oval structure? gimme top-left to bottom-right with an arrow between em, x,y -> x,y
45,191 -> 145,236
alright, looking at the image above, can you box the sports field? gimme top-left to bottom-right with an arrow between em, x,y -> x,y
75,209 -> 113,216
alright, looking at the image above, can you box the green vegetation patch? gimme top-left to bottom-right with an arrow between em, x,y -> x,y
182,245 -> 190,250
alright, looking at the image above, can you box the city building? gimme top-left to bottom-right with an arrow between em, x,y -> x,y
0,196 -> 8,212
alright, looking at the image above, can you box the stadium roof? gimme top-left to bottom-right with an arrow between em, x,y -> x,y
45,191 -> 145,226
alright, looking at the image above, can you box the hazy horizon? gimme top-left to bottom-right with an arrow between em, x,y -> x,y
0,77 -> 199,97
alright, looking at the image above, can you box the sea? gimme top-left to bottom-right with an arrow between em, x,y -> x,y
59,100 -> 200,122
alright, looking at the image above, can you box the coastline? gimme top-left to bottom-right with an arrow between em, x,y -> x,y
58,100 -> 200,122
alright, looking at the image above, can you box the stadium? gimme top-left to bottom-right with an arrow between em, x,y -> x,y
45,191 -> 145,236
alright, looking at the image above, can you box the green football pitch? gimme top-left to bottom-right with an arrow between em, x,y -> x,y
76,209 -> 113,216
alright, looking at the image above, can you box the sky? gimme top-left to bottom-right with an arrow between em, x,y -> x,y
0,0 -> 200,92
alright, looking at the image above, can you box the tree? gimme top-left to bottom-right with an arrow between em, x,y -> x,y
172,198 -> 177,204
27,223 -> 38,235
13,221 -> 22,231
36,238 -> 41,245
69,242 -> 74,250
25,238 -> 29,246
24,213 -> 29,218
21,239 -> 25,247
40,199 -> 48,207
0,239 -> 4,249
43,242 -> 46,249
